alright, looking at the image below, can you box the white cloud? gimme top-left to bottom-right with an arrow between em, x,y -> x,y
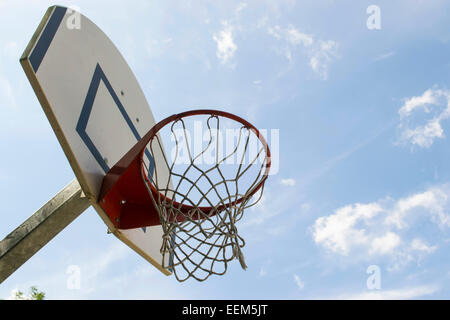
400,119 -> 444,148
235,2 -> 247,15
369,232 -> 401,255
342,285 -> 438,300
286,25 -> 313,47
267,26 -> 282,40
388,238 -> 439,271
398,88 -> 450,148
259,267 -> 267,277
313,203 -> 382,255
374,51 -> 395,61
280,178 -> 296,187
399,89 -> 441,118
410,238 -> 437,254
293,274 -> 304,289
386,187 -> 450,229
312,184 -> 450,267
213,22 -> 237,65
282,47 -> 293,63
309,40 -> 338,80
267,24 -> 338,79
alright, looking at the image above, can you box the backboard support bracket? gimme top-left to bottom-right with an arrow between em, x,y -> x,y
0,179 -> 90,284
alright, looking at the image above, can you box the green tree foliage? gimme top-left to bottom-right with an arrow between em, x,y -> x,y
30,286 -> 45,300
9,286 -> 45,300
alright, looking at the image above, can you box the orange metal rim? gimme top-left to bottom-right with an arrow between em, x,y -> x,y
139,109 -> 272,212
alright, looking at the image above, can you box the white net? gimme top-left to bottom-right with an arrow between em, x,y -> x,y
141,113 -> 270,282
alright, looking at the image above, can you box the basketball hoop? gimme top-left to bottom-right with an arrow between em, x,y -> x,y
99,110 -> 271,281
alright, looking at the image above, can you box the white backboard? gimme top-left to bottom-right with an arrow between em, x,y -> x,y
20,5 -> 171,275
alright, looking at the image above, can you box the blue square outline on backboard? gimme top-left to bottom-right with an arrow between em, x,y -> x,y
76,63 -> 154,174
76,63 -> 155,234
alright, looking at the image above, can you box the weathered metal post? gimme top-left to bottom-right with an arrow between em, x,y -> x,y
0,179 -> 90,283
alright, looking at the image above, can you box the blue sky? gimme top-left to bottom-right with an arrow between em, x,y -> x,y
1,0 -> 450,299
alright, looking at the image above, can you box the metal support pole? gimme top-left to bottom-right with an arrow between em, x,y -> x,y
0,179 -> 90,283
